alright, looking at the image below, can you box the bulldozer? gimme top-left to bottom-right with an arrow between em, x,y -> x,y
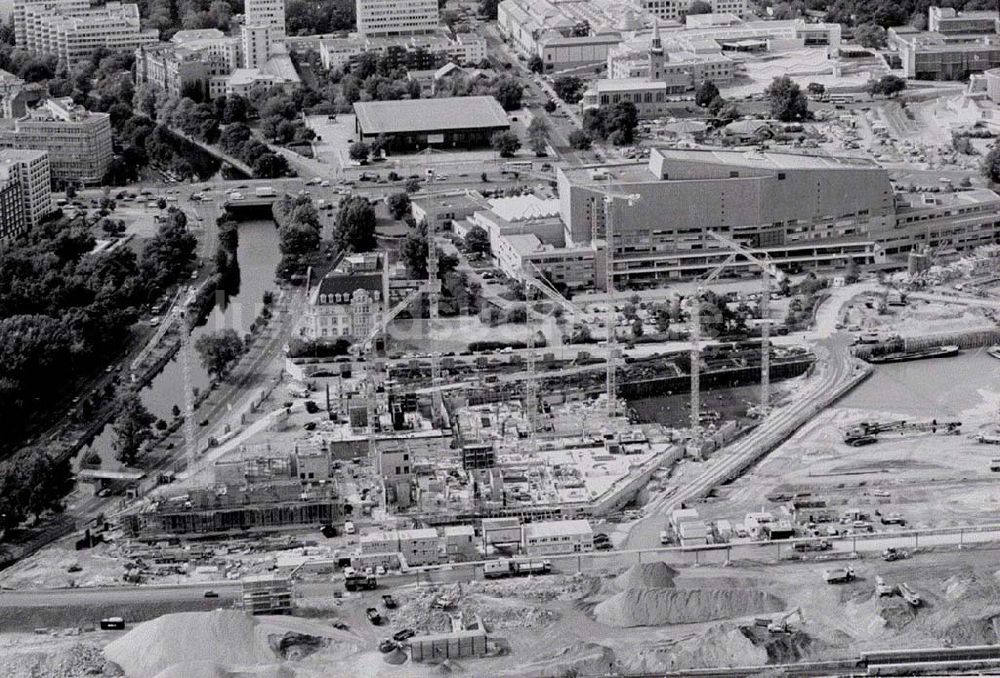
767,607 -> 804,633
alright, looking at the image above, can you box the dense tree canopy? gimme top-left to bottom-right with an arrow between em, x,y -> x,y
335,196 -> 378,252
765,75 -> 809,122
139,208 -> 198,291
583,102 -> 639,145
112,391 -> 155,466
0,218 -> 152,449
195,329 -> 244,378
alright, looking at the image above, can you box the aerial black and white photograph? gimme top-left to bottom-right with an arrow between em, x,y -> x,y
0,0 -> 999,674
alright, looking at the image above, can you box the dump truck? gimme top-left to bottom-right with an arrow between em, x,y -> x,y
898,583 -> 921,606
345,572 -> 377,591
875,576 -> 894,597
793,539 -> 832,552
823,566 -> 855,584
881,547 -> 907,561
483,558 -> 552,579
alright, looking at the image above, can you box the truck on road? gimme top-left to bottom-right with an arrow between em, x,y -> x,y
255,186 -> 276,198
483,558 -> 552,579
345,572 -> 377,591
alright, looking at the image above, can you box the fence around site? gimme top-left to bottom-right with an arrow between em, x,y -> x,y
399,522 -> 1000,583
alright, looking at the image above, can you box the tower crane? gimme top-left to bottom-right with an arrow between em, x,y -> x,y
600,192 -> 640,419
523,275 -> 537,436
688,252 -> 738,436
688,232 -> 783,435
706,231 -> 783,414
180,312 -> 197,470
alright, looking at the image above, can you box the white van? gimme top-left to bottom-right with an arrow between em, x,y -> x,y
344,520 -> 356,535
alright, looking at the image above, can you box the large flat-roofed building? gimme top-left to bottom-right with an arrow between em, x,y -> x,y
556,148 -> 1000,288
928,6 -> 999,35
22,1 -> 158,65
498,0 -> 628,72
356,0 -> 439,38
353,96 -> 509,151
0,97 -> 112,186
890,6 -> 1000,80
558,148 -> 893,287
890,27 -> 1000,80
0,148 -> 51,229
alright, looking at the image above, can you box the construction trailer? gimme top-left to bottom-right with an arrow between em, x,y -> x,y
409,629 -> 488,662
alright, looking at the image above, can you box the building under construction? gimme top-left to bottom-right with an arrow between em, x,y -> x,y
123,481 -> 341,540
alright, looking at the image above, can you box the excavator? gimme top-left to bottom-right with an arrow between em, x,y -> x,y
767,607 -> 804,634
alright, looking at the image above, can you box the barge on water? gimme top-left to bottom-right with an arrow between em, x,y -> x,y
865,345 -> 960,365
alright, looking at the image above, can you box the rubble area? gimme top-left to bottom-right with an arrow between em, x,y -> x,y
619,625 -> 767,673
496,642 -> 616,678
0,642 -> 120,678
390,581 -> 569,633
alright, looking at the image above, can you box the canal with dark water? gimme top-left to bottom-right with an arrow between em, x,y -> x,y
629,347 -> 999,428
83,219 -> 282,469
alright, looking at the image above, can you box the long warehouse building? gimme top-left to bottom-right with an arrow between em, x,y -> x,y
352,95 -> 510,152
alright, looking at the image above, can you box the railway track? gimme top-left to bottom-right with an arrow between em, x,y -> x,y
606,644 -> 1000,677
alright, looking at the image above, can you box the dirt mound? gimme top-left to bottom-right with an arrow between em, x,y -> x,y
499,642 -> 615,678
620,626 -> 766,673
103,610 -> 278,678
595,588 -> 785,627
876,597 -> 917,630
613,563 -> 677,591
942,613 -> 1000,646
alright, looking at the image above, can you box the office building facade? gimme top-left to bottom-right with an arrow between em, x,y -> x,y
0,149 -> 51,229
0,98 -> 113,186
21,2 -> 158,66
356,0 -> 439,38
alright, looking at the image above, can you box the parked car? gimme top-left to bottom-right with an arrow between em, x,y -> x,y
378,639 -> 396,653
366,608 -> 383,625
203,590 -> 219,598
382,594 -> 397,609
392,628 -> 416,642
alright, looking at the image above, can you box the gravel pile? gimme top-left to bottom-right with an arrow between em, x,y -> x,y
103,610 -> 277,678
613,563 -> 677,591
594,588 -> 785,627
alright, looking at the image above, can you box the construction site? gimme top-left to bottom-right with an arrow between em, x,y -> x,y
2,182 -> 1000,677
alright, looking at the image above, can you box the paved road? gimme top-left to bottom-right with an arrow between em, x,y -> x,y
3,524 -> 998,619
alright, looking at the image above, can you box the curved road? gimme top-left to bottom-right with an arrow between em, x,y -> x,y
625,331 -> 863,550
